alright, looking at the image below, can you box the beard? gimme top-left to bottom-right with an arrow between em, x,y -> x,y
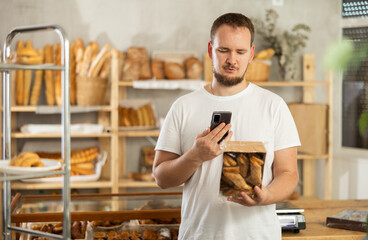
213,64 -> 247,87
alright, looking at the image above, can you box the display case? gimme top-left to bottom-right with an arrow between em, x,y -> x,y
11,192 -> 181,239
11,191 -> 181,223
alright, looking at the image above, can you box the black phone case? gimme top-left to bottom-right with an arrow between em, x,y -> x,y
210,111 -> 232,143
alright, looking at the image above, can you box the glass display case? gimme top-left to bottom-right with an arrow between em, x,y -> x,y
11,192 -> 182,224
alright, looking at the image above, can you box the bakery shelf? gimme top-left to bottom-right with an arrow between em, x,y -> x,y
11,132 -> 112,138
2,105 -> 112,113
118,179 -> 184,188
253,81 -> 330,87
118,178 -> 158,188
0,63 -> 64,71
118,79 -> 205,90
118,129 -> 160,137
297,154 -> 329,160
10,179 -> 113,190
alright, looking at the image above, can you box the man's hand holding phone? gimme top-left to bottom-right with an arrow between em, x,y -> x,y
187,111 -> 232,165
210,111 -> 232,144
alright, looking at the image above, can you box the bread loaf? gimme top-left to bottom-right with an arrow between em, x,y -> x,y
74,38 -> 85,62
80,45 -> 92,77
144,104 -> 155,126
164,62 -> 185,79
30,48 -> 44,105
99,54 -> 111,78
122,108 -> 131,126
151,58 -> 165,79
138,48 -> 151,79
87,43 -> 111,77
128,107 -> 139,126
89,41 -> 99,63
44,44 -> 55,105
140,105 -> 150,126
185,57 -> 202,79
121,47 -> 141,81
15,40 -> 25,105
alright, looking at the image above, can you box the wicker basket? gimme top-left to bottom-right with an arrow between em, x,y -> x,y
76,76 -> 108,106
245,60 -> 271,82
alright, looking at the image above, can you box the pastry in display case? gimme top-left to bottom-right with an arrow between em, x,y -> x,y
11,192 -> 182,239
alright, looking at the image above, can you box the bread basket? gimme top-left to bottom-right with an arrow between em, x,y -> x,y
245,60 -> 271,82
76,76 -> 108,106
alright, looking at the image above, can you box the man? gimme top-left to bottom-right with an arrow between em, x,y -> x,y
153,13 -> 300,239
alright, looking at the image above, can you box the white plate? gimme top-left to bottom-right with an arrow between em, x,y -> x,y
21,151 -> 107,182
0,159 -> 61,175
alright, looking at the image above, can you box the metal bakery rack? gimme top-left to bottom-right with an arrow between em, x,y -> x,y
1,24 -> 71,239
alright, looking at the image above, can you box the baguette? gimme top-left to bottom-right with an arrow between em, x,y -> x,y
99,53 -> 111,78
75,38 -> 85,76
80,45 -> 92,77
55,43 -> 62,106
15,40 -> 25,105
140,105 -> 150,126
87,44 -> 111,77
23,41 -> 33,105
89,41 -> 99,62
44,44 -> 55,105
71,165 -> 95,175
70,42 -> 76,105
74,38 -> 85,62
23,69 -> 32,105
136,106 -> 144,126
73,162 -> 94,170
144,104 -> 155,126
119,107 -> 131,127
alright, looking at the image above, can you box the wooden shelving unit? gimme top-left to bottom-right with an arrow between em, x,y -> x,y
4,54 -> 332,200
11,132 -> 112,138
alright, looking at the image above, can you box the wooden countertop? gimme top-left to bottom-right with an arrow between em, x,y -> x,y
282,199 -> 368,239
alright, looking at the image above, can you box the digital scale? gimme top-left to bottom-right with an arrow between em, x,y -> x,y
276,201 -> 306,233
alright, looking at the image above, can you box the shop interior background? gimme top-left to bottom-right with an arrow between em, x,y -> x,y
1,0 -> 368,200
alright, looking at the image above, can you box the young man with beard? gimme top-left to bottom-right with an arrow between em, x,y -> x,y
153,13 -> 300,239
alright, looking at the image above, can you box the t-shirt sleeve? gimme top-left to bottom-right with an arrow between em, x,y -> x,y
155,101 -> 182,155
273,99 -> 301,151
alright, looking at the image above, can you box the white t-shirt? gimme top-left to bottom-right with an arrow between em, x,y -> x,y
155,83 -> 301,240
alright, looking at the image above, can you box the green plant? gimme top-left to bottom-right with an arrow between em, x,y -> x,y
253,9 -> 311,80
358,111 -> 368,137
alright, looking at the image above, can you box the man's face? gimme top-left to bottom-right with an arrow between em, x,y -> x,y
208,25 -> 254,86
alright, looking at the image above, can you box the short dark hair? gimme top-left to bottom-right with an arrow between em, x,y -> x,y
210,13 -> 255,45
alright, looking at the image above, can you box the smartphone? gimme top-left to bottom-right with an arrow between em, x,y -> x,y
210,111 -> 232,143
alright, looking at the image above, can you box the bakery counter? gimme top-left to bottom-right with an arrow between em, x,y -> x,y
10,193 -> 368,239
11,192 -> 182,239
283,199 -> 368,239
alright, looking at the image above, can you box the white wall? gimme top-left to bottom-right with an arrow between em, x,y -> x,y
3,0 -> 365,200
